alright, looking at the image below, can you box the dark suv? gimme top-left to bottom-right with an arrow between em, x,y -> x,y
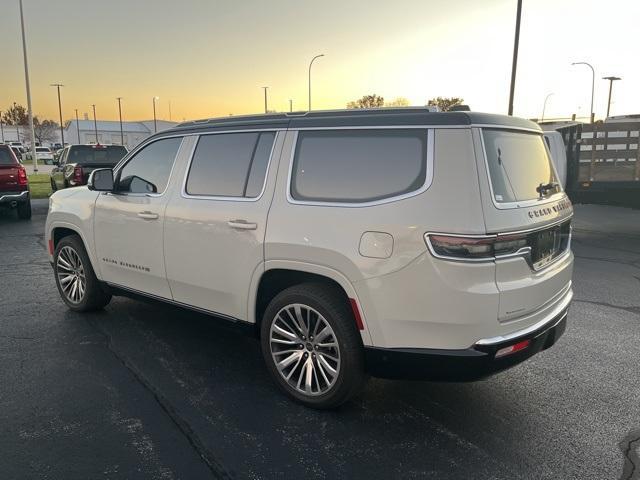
0,144 -> 31,219
50,144 -> 127,191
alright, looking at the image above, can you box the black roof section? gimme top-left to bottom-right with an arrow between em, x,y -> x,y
164,108 -> 540,136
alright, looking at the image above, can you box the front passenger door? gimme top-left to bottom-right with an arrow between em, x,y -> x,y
94,136 -> 184,299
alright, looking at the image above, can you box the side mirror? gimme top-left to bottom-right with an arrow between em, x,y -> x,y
88,168 -> 114,191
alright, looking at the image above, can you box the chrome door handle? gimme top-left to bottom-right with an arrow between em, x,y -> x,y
137,211 -> 159,220
227,219 -> 257,230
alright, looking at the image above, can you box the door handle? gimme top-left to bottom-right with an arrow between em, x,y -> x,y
227,219 -> 257,230
137,211 -> 159,220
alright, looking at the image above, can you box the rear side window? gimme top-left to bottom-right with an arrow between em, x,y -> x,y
290,129 -> 428,203
117,137 -> 182,194
68,145 -> 128,165
0,147 -> 16,165
483,129 -> 560,203
186,132 -> 275,198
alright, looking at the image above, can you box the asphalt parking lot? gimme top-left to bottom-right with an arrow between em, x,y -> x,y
1,199 -> 639,480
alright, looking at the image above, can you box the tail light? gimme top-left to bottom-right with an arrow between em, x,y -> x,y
425,233 -> 529,261
17,166 -> 28,186
73,166 -> 84,184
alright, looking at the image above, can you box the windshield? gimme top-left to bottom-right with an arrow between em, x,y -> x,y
483,129 -> 561,203
67,145 -> 127,165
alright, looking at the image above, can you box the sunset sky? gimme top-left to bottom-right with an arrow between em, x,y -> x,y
0,0 -> 637,124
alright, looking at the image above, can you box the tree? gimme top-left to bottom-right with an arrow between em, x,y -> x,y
385,97 -> 410,107
2,103 -> 29,125
23,118 -> 59,145
347,94 -> 385,109
427,97 -> 464,112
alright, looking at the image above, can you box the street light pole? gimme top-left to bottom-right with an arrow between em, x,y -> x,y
74,108 -> 80,143
91,104 -> 98,144
572,62 -> 595,123
152,96 -> 159,133
116,97 -> 124,145
541,92 -> 554,122
308,54 -> 325,111
18,0 -> 37,172
51,83 -> 64,147
602,76 -> 621,119
0,111 -> 4,143
262,87 -> 269,113
507,0 -> 522,116
289,99 -> 293,112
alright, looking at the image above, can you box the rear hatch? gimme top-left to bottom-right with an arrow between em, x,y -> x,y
68,145 -> 128,183
0,148 -> 21,192
477,127 -> 573,323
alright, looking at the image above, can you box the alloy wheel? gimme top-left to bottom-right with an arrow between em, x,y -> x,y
56,246 -> 86,304
269,303 -> 341,396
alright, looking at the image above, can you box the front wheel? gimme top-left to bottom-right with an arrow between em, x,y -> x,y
53,235 -> 111,312
260,283 -> 366,409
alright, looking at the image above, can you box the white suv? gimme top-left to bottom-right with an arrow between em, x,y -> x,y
45,108 -> 573,408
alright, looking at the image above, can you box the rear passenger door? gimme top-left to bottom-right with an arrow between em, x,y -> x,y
164,130 -> 283,321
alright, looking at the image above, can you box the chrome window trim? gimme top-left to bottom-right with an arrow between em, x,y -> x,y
477,127 -> 566,210
286,127 -> 435,208
180,129 -> 279,203
110,134 -> 188,198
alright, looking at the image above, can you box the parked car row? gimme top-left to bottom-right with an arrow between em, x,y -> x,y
45,108 -> 574,408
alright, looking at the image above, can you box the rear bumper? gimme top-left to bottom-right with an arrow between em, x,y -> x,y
0,190 -> 29,204
364,308 -> 568,381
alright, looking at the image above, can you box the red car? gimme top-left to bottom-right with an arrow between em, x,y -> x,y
0,144 -> 31,220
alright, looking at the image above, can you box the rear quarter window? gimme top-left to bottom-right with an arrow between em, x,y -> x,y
290,129 -> 428,203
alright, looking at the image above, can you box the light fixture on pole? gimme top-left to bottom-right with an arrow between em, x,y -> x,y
152,96 -> 159,133
50,83 -> 64,147
261,87 -> 269,113
602,76 -> 621,119
18,0 -> 37,172
308,54 -> 325,111
571,62 -> 595,123
507,0 -> 522,116
116,97 -> 124,145
74,108 -> 80,144
91,104 -> 98,144
541,93 -> 554,122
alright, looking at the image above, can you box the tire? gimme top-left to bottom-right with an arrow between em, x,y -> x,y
260,283 -> 366,409
16,199 -> 31,220
53,235 -> 111,312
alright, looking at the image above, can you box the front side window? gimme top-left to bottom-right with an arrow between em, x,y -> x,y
290,129 -> 428,203
483,129 -> 561,203
117,137 -> 182,194
186,131 -> 275,198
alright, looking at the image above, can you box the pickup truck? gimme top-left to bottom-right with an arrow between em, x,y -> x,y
0,144 -> 31,219
50,144 -> 127,191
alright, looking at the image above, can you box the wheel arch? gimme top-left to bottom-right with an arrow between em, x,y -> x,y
49,222 -> 101,279
250,261 -> 373,345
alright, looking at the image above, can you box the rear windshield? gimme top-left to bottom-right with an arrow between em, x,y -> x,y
0,148 -> 16,165
36,147 -> 50,152
482,129 -> 560,203
67,145 -> 127,165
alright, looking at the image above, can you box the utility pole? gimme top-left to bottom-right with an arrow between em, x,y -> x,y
74,108 -> 80,143
152,96 -> 159,132
18,0 -> 37,172
602,76 -> 621,119
262,87 -> 269,113
289,99 -> 293,112
51,83 -> 64,146
507,0 -> 522,116
116,97 -> 124,145
91,104 -> 98,144
0,111 -> 4,143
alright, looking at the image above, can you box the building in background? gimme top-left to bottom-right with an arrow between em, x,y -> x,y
64,120 -> 178,150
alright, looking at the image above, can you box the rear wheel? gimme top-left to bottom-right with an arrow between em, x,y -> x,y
16,199 -> 31,220
54,235 -> 111,312
260,283 -> 366,409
